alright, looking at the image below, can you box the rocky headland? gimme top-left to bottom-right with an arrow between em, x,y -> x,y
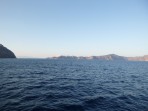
0,44 -> 16,58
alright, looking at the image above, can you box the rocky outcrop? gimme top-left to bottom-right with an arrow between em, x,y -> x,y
0,44 -> 16,58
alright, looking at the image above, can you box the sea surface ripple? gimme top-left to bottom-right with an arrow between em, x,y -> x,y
0,59 -> 148,111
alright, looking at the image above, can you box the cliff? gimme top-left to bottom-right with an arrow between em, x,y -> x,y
0,44 -> 16,58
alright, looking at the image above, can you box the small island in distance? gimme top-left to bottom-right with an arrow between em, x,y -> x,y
48,54 -> 148,62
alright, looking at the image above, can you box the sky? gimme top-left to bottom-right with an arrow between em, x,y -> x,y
0,0 -> 148,58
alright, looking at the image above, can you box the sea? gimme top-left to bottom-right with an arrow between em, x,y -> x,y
0,59 -> 148,111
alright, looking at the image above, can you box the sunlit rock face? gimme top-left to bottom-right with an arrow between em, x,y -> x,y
127,55 -> 148,61
0,44 -> 16,58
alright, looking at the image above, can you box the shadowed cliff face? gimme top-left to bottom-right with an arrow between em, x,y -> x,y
0,44 -> 16,58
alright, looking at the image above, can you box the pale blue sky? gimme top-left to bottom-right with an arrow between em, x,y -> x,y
0,0 -> 148,58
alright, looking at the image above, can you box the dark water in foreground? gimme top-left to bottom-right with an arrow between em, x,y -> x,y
0,59 -> 148,111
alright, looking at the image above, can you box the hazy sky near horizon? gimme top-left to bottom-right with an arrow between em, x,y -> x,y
0,0 -> 148,58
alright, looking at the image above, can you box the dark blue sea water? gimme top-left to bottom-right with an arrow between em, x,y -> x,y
0,59 -> 148,111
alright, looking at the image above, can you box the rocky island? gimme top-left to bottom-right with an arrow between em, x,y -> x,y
49,54 -> 148,61
0,44 -> 16,58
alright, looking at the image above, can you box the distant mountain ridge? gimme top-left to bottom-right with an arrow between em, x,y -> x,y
0,44 -> 16,58
0,44 -> 147,61
49,54 -> 148,61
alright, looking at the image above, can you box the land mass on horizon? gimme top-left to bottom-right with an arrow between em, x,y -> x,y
49,54 -> 148,61
0,44 -> 148,61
